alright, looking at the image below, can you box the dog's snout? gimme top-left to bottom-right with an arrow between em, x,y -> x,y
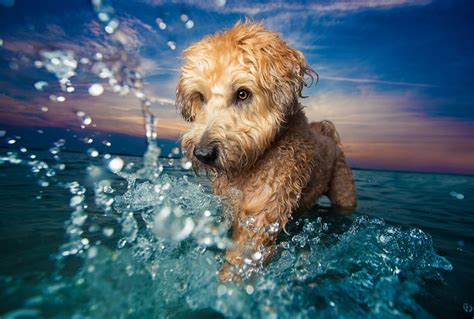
193,144 -> 218,165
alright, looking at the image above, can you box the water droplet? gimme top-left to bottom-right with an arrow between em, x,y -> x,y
88,246 -> 98,258
156,18 -> 167,30
105,18 -> 119,34
245,285 -> 254,295
87,148 -> 99,158
103,227 -> 114,237
217,285 -> 227,296
7,139 -> 16,144
56,96 -> 66,102
66,86 -> 75,93
83,116 -> 92,125
185,20 -> 194,29
214,0 -> 226,7
0,130 -> 5,137
108,157 -> 124,173
38,180 -> 49,187
463,303 -> 473,313
20,147 -> 27,153
70,195 -> 84,207
167,41 -> 176,50
102,140 -> 111,147
41,106 -> 48,112
88,83 -> 104,96
34,81 -> 48,91
180,14 -> 189,22
456,193 -> 464,200
253,251 -> 262,261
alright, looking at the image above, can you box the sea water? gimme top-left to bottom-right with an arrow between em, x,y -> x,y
0,149 -> 472,318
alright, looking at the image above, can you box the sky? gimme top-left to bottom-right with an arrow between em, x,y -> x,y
0,0 -> 473,174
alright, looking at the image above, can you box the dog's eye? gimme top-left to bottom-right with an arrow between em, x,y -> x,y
237,89 -> 250,101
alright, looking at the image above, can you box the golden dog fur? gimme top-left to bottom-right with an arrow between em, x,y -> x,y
176,21 -> 356,281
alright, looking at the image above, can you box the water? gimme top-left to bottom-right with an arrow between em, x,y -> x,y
0,148 -> 472,319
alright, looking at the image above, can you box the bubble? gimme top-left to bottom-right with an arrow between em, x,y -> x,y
185,20 -> 194,29
167,41 -> 176,50
41,106 -> 48,112
88,83 -> 104,96
34,81 -> 48,91
108,157 -> 124,173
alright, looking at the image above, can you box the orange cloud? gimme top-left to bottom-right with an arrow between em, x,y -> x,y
305,88 -> 474,173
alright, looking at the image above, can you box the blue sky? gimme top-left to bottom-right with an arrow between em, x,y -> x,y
0,0 -> 473,173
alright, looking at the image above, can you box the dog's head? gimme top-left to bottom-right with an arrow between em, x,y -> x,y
176,21 -> 315,175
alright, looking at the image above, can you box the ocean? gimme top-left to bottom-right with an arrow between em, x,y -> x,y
0,148 -> 472,318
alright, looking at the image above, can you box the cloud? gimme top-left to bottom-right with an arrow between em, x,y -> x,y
304,87 -> 474,173
319,75 -> 436,88
137,0 -> 432,16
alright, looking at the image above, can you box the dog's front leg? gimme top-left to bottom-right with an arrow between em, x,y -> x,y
219,209 -> 282,281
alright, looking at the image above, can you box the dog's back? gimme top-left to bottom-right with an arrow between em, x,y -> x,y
309,120 -> 341,145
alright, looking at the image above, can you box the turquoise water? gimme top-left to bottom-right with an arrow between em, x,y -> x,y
0,148 -> 472,318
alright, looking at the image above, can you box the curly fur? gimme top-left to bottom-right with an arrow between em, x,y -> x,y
176,21 -> 356,281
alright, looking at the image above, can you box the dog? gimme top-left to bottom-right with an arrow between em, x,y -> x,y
176,21 -> 356,281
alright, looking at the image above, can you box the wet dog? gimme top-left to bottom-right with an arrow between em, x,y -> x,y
176,21 -> 356,281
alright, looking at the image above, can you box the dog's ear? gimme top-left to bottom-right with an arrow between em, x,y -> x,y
176,75 -> 196,122
255,34 -> 317,114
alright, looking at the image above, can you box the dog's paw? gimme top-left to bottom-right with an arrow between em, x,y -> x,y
218,263 -> 241,282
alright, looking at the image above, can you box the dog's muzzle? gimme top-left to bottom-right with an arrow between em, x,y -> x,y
193,144 -> 218,165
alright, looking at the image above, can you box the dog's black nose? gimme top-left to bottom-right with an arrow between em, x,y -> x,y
193,144 -> 218,165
